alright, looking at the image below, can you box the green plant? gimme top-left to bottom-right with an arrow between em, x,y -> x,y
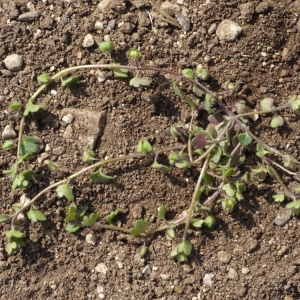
1,41 -> 300,262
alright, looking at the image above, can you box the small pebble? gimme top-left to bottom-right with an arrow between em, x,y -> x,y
62,114 -> 74,124
208,23 -> 217,35
203,273 -> 214,286
3,54 -> 24,71
282,48 -> 293,62
95,21 -> 104,30
274,208 -> 291,226
82,34 -> 95,48
277,245 -> 289,256
95,263 -> 108,275
248,239 -> 258,252
142,265 -> 151,276
217,250 -> 231,263
241,267 -> 250,274
228,268 -> 239,280
2,124 -> 17,139
107,19 -> 116,30
98,293 -> 105,299
98,0 -> 112,12
19,11 -> 41,22
96,286 -> 104,293
52,146 -> 65,156
176,13 -> 191,32
85,233 -> 96,245
216,19 -> 243,42
160,273 -> 170,280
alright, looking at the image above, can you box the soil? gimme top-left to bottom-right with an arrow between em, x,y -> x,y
1,0 -> 300,299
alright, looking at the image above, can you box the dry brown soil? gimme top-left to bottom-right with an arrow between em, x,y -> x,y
1,0 -> 300,299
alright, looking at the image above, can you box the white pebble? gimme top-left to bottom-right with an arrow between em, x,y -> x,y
95,21 -> 104,30
98,0 -> 112,12
98,293 -> 105,299
82,34 -> 94,48
4,54 -> 24,71
62,114 -> 74,124
2,124 -> 17,139
216,19 -> 243,42
96,286 -> 104,293
203,273 -> 214,286
85,233 -> 96,245
228,268 -> 239,280
50,90 -> 57,96
95,263 -> 108,275
241,267 -> 250,274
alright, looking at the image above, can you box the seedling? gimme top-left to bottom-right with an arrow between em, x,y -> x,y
1,41 -> 300,263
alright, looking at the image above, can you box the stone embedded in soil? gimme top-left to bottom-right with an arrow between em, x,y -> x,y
98,0 -> 112,12
60,108 -> 107,150
82,34 -> 95,48
216,19 -> 243,42
85,233 -> 96,245
241,267 -> 250,274
176,13 -> 191,32
248,239 -> 259,252
95,263 -> 108,275
160,273 -> 170,280
203,273 -> 214,286
18,11 -> 41,22
274,208 -> 292,226
2,124 -> 17,139
228,268 -> 239,280
3,54 -> 24,71
277,245 -> 289,256
239,3 -> 255,22
62,114 -> 74,124
281,48 -> 293,62
217,250 -> 231,263
142,265 -> 151,275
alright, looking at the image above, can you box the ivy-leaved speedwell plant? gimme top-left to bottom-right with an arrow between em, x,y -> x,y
1,41 -> 300,261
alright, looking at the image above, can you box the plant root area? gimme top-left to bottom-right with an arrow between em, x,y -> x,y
1,1 -> 300,299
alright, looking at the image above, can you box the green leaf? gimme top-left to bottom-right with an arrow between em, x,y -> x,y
6,229 -> 26,239
270,115 -> 284,128
184,95 -> 198,111
111,64 -> 129,78
169,151 -> 179,164
238,133 -> 253,146
177,240 -> 192,256
272,194 -> 285,203
27,208 -> 46,222
83,150 -> 96,164
10,101 -> 20,111
20,136 -> 38,156
196,67 -> 209,80
12,203 -> 22,211
221,198 -> 236,213
137,140 -> 152,153
157,204 -> 168,221
181,68 -> 194,79
105,209 -> 119,224
166,228 -> 175,240
222,183 -> 236,197
64,203 -> 78,221
79,205 -> 89,217
128,48 -> 141,59
12,170 -> 34,189
286,200 -> 300,210
191,218 -> 204,228
204,93 -> 215,113
172,82 -> 184,97
130,219 -> 149,237
61,76 -> 79,87
0,214 -> 10,223
139,246 -> 148,258
211,146 -> 222,164
289,95 -> 300,114
99,41 -> 114,53
2,140 -> 14,150
129,77 -> 151,87
6,238 -> 26,254
24,101 -> 44,116
175,156 -> 191,169
151,161 -> 170,173
66,221 -> 81,233
82,212 -> 99,227
90,168 -> 115,184
37,73 -> 51,84
283,155 -> 293,168
56,184 -> 74,201
223,81 -> 236,96
256,144 -> 270,158
223,168 -> 236,180
170,123 -> 185,137
203,215 -> 215,228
